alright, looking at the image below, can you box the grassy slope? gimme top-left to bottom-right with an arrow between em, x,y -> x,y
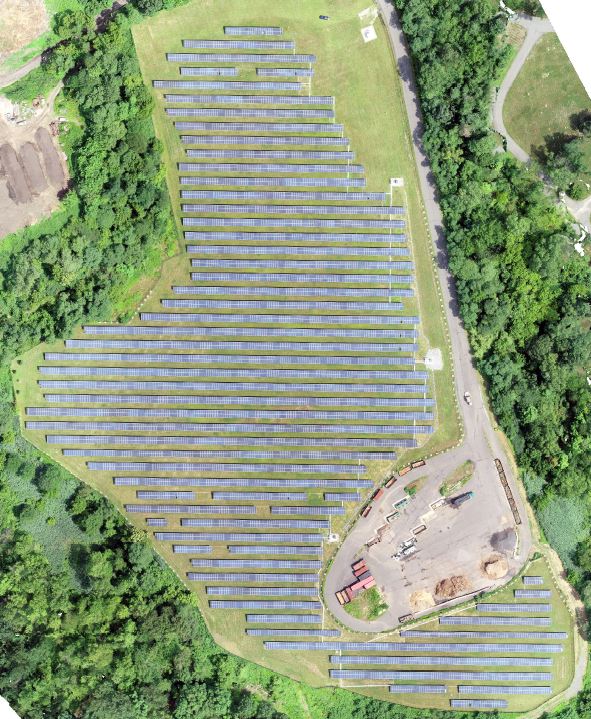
504,32 -> 591,187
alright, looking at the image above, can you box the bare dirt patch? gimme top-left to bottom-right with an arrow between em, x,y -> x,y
409,589 -> 435,612
482,553 -> 509,580
0,0 -> 49,63
0,87 -> 68,239
434,575 -> 471,600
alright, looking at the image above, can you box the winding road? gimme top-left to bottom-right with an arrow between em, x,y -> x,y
324,0 -> 533,630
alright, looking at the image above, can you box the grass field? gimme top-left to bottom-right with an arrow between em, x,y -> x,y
504,32 -> 591,189
10,0 -> 574,710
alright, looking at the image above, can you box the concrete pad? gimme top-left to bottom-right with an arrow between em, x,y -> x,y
361,25 -> 377,43
425,348 -> 443,370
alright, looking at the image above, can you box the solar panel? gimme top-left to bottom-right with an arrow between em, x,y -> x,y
440,615 -> 551,626
178,519 -> 329,529
450,700 -> 508,709
263,641 -> 562,653
145,518 -> 168,526
164,53 -> 315,63
48,436 -> 421,450
257,68 -> 313,77
136,491 -> 195,499
164,67 -> 237,75
247,629 -> 340,637
223,27 -> 284,36
172,545 -> 217,553
41,377 -> 426,392
139,311 -> 413,325
161,296 -> 406,310
188,574 -> 318,583
171,79 -> 304,91
190,559 -> 321,568
180,134 -> 349,144
183,204 -> 402,216
189,258 -> 412,269
212,492 -> 307,501
81,325 -> 417,338
125,504 -> 255,514
90,462 -> 364,474
172,121 -> 342,132
178,174 -> 365,187
184,220 -> 408,231
179,162 -> 362,174
180,191 -> 386,201
170,95 -> 332,106
246,615 -> 321,624
515,589 -> 551,598
401,630 -> 567,640
169,108 -> 335,119
227,545 -> 323,555
45,348 -> 418,363
477,603 -> 552,612
190,271 -> 411,284
323,493 -> 360,501
458,685 -> 552,695
207,600 -> 321,609
206,586 -> 318,596
330,671 -> 549,682
270,506 -> 345,516
184,246 -> 408,258
155,532 -> 323,542
180,39 -> 295,50
332,656 -> 552,666
72,449 -> 392,462
116,478 -> 371,489
523,576 -> 544,585
389,686 -> 446,694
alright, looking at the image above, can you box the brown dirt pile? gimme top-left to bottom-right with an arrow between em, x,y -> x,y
435,575 -> 471,599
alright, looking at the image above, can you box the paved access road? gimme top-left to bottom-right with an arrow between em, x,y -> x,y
324,0 -> 533,631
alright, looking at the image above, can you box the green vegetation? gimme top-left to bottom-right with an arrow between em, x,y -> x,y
504,32 -> 591,197
404,475 -> 428,496
395,0 -> 591,625
344,587 -> 389,621
439,460 -> 475,496
506,0 -> 545,15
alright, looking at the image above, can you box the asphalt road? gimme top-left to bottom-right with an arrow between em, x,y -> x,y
324,0 -> 533,631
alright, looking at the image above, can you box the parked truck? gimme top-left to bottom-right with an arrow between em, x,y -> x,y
449,491 -> 474,508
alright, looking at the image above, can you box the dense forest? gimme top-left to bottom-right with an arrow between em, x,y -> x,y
393,0 -> 591,595
0,0 -> 590,716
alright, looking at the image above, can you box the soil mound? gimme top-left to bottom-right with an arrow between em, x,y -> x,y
409,590 -> 435,612
482,553 -> 509,579
435,575 -> 471,599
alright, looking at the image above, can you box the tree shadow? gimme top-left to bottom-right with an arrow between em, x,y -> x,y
68,543 -> 91,590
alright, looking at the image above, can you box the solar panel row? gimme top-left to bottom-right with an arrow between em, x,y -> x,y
189,574 -> 318,583
184,231 -> 406,243
247,629 -> 341,637
183,147 -> 353,157
180,517 -> 329,528
515,589 -> 552,598
175,78 -> 303,91
161,296 -> 407,310
145,518 -> 168,526
189,271 -> 412,284
173,121 -> 342,132
155,532 -> 323,542
171,544 -> 213,553
189,258 -> 411,270
323,493 -> 360,502
477,603 -> 552,612
450,700 -> 508,709
208,600 -> 321,609
118,478 -> 371,488
523,576 -> 544,585
182,203 -> 402,215
92,462 -> 364,474
263,641 -> 562,653
223,26 -> 284,36
180,191 -> 386,201
180,39 -> 295,50
401,630 -> 567,640
179,162 -> 362,173
270,505 -> 344,516
227,545 -> 323,554
257,68 -> 313,77
440,615 -> 551,626
329,670 -> 550,681
165,53 -> 316,63
170,108 -> 335,119
246,615 -> 321,624
170,95 -> 332,106
71,449 -> 394,461
125,504 -> 255,514
165,66 -> 237,75
190,558 -> 321,568
212,491 -> 308,500
180,134 -> 349,144
185,247 -> 409,260
137,490 -> 194,499
206,586 -> 318,596
178,174 -> 366,187
74,332 -> 420,344
331,656 -> 552,667
139,311 -> 413,324
458,685 -> 552,695
389,686 -> 446,694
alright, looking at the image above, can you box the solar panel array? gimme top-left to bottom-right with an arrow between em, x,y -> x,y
21,24 -> 570,712
515,589 -> 552,598
450,699 -> 508,709
523,576 -> 544,585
